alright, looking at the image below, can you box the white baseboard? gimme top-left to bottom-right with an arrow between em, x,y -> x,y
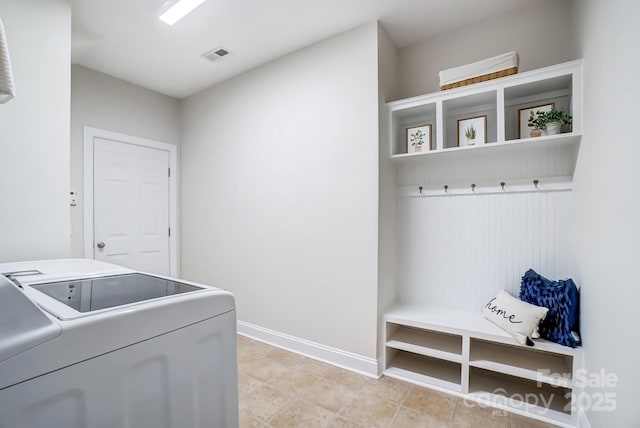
237,320 -> 380,378
577,411 -> 590,428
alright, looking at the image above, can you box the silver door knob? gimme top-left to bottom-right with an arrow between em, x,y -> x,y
96,241 -> 106,249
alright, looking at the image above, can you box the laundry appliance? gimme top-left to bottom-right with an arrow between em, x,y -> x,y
0,259 -> 238,428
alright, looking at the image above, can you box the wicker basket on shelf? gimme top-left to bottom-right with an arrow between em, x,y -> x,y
440,67 -> 518,90
439,52 -> 519,90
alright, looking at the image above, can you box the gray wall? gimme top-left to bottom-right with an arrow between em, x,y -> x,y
396,0 -> 580,99
180,24 -> 380,359
70,65 -> 181,260
573,0 -> 640,425
0,0 -> 71,261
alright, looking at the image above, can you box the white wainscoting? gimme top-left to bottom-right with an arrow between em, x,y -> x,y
396,189 -> 572,311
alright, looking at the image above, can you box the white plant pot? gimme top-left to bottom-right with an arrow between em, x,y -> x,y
545,122 -> 562,135
467,138 -> 476,146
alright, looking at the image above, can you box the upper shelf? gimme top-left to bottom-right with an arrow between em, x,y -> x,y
389,132 -> 581,164
387,60 -> 582,161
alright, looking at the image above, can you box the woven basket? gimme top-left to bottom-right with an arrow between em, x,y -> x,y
440,67 -> 518,91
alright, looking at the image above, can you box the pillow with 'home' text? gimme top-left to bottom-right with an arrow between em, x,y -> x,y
483,290 -> 548,346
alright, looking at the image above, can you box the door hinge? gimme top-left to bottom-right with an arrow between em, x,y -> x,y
168,168 -> 171,178
168,227 -> 171,237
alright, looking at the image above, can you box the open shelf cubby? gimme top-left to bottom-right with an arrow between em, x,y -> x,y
390,102 -> 437,156
385,349 -> 462,392
470,338 -> 574,388
504,74 -> 573,141
443,90 -> 497,149
386,323 -> 462,362
469,367 -> 572,420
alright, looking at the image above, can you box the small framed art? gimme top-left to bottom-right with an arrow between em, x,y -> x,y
406,124 -> 433,153
518,102 -> 554,139
457,115 -> 487,147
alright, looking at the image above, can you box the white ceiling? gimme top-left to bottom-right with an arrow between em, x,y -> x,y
70,0 -> 536,99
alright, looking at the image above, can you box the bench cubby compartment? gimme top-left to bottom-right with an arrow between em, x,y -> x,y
469,367 -> 572,418
469,338 -> 573,388
386,323 -> 462,361
385,349 -> 462,392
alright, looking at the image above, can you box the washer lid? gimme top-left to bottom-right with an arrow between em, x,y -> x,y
0,275 -> 61,363
29,273 -> 207,320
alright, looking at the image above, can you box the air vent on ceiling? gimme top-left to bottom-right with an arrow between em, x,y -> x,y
202,46 -> 231,63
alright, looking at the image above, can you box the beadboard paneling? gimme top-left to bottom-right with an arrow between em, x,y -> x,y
397,190 -> 572,311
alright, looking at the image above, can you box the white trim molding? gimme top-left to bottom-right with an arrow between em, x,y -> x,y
577,411 -> 591,428
83,126 -> 178,277
237,321 -> 380,378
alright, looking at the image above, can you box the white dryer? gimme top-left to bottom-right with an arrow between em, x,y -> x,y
0,259 -> 238,428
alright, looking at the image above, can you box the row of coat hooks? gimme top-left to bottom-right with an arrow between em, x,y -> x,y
419,179 -> 541,195
410,178 -> 575,198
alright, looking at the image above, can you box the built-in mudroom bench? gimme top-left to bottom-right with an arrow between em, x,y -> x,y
380,60 -> 584,427
384,305 -> 582,427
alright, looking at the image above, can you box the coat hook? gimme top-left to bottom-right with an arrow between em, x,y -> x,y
419,186 -> 423,195
471,183 -> 476,192
444,185 -> 448,193
500,181 -> 506,191
533,179 -> 539,189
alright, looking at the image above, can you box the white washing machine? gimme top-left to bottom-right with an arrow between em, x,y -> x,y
0,259 -> 238,428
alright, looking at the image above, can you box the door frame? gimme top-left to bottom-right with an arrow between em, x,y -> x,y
83,126 -> 178,277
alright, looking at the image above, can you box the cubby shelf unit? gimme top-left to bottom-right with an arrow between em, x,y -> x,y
384,304 -> 583,427
381,60 -> 584,426
388,60 -> 582,162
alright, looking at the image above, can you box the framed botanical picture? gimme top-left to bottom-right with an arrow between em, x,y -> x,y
457,115 -> 487,147
518,102 -> 555,139
406,124 -> 433,153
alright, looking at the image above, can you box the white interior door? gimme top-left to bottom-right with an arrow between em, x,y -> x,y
93,137 -> 170,275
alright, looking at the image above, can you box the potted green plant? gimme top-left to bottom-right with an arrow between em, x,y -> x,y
528,108 -> 572,136
410,129 -> 426,152
464,124 -> 477,145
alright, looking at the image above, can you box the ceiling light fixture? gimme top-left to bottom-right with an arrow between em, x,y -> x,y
159,0 -> 208,26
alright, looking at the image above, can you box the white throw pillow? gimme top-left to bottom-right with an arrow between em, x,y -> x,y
483,290 -> 548,346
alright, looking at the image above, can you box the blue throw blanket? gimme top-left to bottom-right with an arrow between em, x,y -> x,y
519,269 -> 581,348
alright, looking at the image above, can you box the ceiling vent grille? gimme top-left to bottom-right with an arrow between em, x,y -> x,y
202,47 -> 231,63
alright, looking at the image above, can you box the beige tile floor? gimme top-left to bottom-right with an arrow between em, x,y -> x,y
237,335 -> 559,428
